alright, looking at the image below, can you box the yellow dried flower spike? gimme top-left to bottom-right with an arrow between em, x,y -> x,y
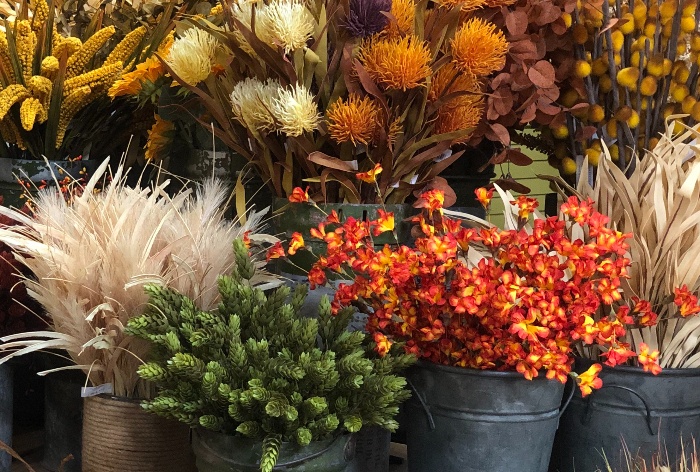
19,97 -> 42,131
28,75 -> 52,118
56,85 -> 91,148
0,32 -> 15,84
15,21 -> 37,83
0,117 -> 26,150
66,26 -> 116,78
106,26 -> 147,66
30,0 -> 50,32
53,36 -> 82,60
40,55 -> 59,79
209,3 -> 224,15
617,67 -> 640,88
63,62 -> 123,96
574,60 -> 592,78
0,84 -> 30,120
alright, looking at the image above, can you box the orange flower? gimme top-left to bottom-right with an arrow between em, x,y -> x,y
428,63 -> 481,103
374,332 -> 393,356
638,343 -> 662,375
266,242 -> 285,261
511,196 -> 539,220
475,187 -> 494,208
433,95 -> 484,139
383,0 -> 415,38
451,18 -> 508,79
373,209 -> 395,236
327,94 -> 380,145
414,189 -> 445,212
144,115 -> 176,162
289,187 -> 310,203
674,285 -> 700,317
576,363 -> 603,396
357,163 -> 383,183
288,232 -> 306,255
359,35 -> 432,91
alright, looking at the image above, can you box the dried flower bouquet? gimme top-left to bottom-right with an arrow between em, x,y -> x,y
124,0 -> 510,203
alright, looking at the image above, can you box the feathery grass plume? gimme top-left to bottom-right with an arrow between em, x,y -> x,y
0,159 -> 279,398
576,120 -> 700,368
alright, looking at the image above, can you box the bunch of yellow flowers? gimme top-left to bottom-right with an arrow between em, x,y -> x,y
550,0 -> 699,177
0,0 -> 161,159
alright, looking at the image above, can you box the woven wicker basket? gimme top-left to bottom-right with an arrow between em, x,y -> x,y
81,395 -> 196,472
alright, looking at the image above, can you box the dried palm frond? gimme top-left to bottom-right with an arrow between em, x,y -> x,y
0,159 -> 279,398
577,119 -> 700,368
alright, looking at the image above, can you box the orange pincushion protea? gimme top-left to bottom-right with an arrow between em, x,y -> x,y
451,18 -> 508,78
383,0 -> 416,38
327,94 -> 381,145
358,35 -> 432,91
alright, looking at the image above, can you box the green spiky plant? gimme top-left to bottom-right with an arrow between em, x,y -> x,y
127,238 -> 414,472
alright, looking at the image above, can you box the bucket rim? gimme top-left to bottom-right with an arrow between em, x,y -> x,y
576,356 -> 700,377
413,359 -> 561,382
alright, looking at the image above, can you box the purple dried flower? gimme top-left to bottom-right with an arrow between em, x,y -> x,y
345,0 -> 392,38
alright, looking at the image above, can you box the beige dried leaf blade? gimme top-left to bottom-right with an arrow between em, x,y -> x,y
578,122 -> 700,367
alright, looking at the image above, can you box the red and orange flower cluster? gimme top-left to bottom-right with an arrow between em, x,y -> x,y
270,187 -> 700,395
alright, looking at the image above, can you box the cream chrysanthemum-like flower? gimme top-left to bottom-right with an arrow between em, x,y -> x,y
166,28 -> 218,85
256,0 -> 315,53
230,77 -> 281,132
271,84 -> 320,136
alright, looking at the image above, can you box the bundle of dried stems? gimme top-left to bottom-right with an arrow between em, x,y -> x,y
577,119 -> 700,368
0,159 -> 278,397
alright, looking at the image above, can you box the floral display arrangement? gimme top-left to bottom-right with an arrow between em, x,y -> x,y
269,185 -> 700,394
130,0 -> 510,202
0,0 -> 172,161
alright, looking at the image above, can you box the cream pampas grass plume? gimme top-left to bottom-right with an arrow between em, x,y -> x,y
0,160 -> 279,398
166,28 -> 219,85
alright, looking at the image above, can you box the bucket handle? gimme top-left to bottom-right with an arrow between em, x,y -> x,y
583,384 -> 656,435
558,376 -> 576,420
407,379 -> 436,431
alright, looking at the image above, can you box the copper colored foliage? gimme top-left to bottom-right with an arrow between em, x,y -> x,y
472,0 -> 576,161
0,197 -> 44,338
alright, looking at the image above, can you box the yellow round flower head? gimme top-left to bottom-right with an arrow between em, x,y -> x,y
270,83 -> 320,136
166,28 -> 219,85
358,35 -> 431,91
327,94 -> 381,145
451,18 -> 508,79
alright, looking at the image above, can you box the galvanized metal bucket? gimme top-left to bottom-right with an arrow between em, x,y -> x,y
405,361 -> 571,472
550,358 -> 700,472
192,429 -> 358,472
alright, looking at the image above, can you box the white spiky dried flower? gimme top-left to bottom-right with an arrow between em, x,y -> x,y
256,0 -> 315,53
166,27 -> 219,85
230,77 -> 282,133
271,83 -> 320,136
